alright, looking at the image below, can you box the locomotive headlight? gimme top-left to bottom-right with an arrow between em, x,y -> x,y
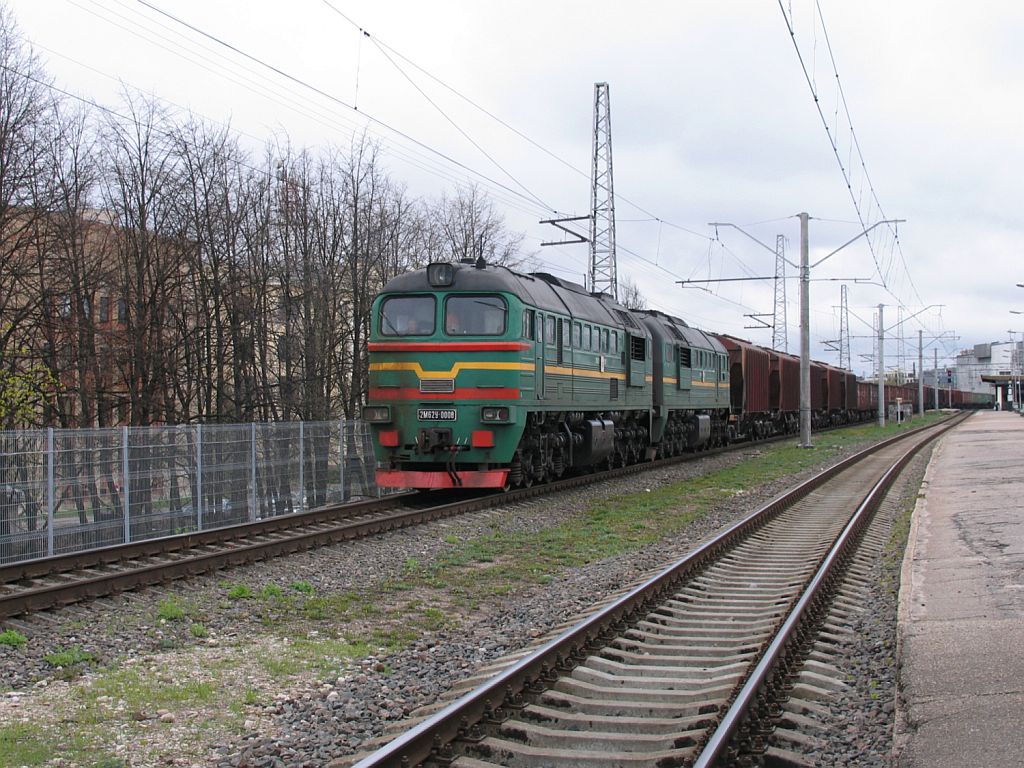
427,262 -> 455,287
481,406 -> 511,423
363,405 -> 392,423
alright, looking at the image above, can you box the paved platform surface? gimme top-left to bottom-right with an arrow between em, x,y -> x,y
894,411 -> 1024,766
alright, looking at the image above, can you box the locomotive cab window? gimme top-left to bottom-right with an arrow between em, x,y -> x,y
380,295 -> 436,336
521,309 -> 534,340
445,295 -> 506,336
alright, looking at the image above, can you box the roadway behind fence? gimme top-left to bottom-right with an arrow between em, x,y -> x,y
0,420 -> 385,565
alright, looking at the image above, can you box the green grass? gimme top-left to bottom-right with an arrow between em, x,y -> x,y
156,598 -> 186,621
0,720 -> 115,766
245,416 -> 948,663
190,623 -> 209,638
44,646 -> 95,668
259,636 -> 373,679
226,583 -> 255,600
77,668 -> 216,718
289,580 -> 315,594
0,723 -> 51,764
0,628 -> 27,648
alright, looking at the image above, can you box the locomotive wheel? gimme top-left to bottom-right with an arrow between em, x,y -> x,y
509,453 -> 523,487
521,452 -> 535,487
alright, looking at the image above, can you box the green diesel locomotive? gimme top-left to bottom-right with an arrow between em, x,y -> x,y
364,259 -> 730,490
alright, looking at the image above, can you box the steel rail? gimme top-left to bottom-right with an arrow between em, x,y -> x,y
0,424 -> 789,612
691,413 -> 959,766
349,412 -> 968,768
0,416 -> 955,620
0,416 -> 895,584
0,492 -> 419,583
0,440 -> 745,618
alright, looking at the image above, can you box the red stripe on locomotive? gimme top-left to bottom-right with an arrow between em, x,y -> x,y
369,387 -> 520,401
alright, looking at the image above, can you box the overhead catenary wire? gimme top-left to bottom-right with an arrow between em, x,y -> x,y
777,0 -> 889,287
28,0 -> 874,345
314,0 -> 713,243
133,0 -> 561,218
58,0 -> 554,222
775,0 -> 946,362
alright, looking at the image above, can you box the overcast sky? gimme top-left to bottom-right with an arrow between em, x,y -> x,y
8,0 -> 1024,377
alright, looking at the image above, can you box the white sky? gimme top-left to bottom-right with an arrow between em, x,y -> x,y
8,0 -> 1024,377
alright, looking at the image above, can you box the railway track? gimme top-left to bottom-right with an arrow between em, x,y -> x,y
0,427 -> 758,620
0,417 -> 938,622
348,412 -> 967,768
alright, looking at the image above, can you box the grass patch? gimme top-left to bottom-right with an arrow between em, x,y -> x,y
0,723 -> 51,764
289,580 -> 315,594
226,583 -> 255,600
156,598 -> 186,622
190,623 -> 209,638
261,583 -> 285,599
384,415 -> 953,609
44,646 -> 94,668
0,628 -> 27,648
260,636 -> 372,679
77,667 -> 216,718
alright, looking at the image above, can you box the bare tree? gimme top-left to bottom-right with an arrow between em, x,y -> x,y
31,102 -> 114,429
619,275 -> 647,311
100,91 -> 186,427
174,117 -> 265,424
0,7 -> 56,427
430,183 -> 525,267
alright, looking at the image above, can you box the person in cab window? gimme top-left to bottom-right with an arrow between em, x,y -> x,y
405,317 -> 422,335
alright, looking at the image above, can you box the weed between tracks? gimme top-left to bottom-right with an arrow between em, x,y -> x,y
0,414 -> 949,766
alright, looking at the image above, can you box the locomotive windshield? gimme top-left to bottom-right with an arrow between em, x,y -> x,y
379,295 -> 435,336
445,295 -> 507,336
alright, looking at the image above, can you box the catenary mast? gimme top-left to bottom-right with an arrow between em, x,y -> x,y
589,82 -> 617,300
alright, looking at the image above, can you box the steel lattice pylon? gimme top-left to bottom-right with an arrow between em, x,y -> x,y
589,82 -> 617,300
839,283 -> 851,370
772,234 -> 788,352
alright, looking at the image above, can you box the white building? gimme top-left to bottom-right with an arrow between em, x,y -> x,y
923,341 -> 1023,395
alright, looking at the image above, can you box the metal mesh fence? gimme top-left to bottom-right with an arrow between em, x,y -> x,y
0,420 -> 383,565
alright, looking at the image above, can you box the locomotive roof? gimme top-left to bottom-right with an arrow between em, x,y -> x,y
380,261 -> 650,333
639,309 -> 726,353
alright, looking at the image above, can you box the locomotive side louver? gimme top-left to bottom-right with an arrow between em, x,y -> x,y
420,378 -> 456,393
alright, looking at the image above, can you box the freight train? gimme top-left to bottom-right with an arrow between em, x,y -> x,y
363,259 -> 991,490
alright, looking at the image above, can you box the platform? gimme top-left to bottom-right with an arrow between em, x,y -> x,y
895,411 -> 1024,766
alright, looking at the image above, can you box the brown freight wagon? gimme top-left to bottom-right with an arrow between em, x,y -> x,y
772,351 -> 801,413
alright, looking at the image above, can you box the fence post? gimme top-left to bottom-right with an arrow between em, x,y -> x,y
298,421 -> 304,513
339,420 -> 346,502
250,422 -> 257,522
122,426 -> 130,544
195,423 -> 203,531
46,427 -> 55,557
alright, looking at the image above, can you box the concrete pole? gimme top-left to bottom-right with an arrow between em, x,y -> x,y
918,330 -> 924,415
933,348 -> 939,410
877,304 -> 885,427
799,212 -> 812,448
